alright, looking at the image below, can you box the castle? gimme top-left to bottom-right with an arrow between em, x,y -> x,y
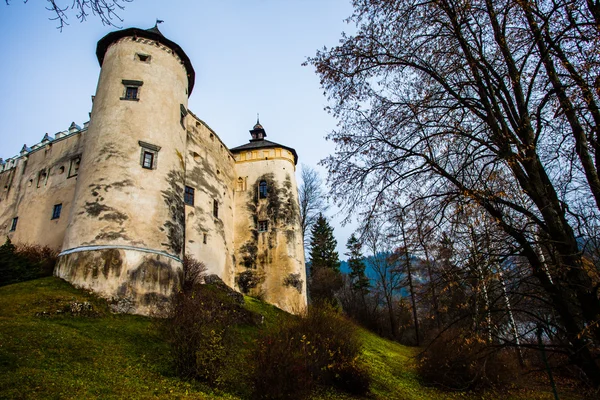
0,25 -> 307,315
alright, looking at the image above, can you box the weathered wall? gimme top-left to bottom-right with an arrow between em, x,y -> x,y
55,34 -> 190,315
0,129 -> 86,249
184,114 -> 236,286
233,150 -> 307,313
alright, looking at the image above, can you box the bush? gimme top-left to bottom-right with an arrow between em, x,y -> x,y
417,327 -> 520,390
182,255 -> 207,291
0,238 -> 58,287
252,303 -> 370,399
160,281 -> 256,387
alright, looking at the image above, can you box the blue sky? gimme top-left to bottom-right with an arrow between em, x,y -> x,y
0,0 -> 357,258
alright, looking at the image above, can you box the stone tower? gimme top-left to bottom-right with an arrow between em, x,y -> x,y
55,25 -> 195,314
231,121 -> 307,313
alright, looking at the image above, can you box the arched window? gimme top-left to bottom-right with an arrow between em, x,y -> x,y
259,180 -> 268,198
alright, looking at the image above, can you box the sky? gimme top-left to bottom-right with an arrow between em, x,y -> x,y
0,0 -> 358,258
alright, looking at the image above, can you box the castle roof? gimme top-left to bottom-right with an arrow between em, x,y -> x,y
96,25 -> 196,96
230,139 -> 298,165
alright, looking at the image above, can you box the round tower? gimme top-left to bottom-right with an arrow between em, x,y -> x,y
231,121 -> 307,313
55,25 -> 195,315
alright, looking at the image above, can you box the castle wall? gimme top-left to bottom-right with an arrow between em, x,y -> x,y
184,114 -> 236,286
0,129 -> 86,250
233,150 -> 307,313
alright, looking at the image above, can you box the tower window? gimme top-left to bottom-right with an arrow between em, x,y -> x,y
142,151 -> 154,169
136,53 -> 151,63
121,79 -> 143,101
213,200 -> 219,218
10,217 -> 18,232
51,204 -> 62,220
258,220 -> 268,232
184,186 -> 195,206
203,233 -> 207,244
139,141 -> 161,170
259,180 -> 268,198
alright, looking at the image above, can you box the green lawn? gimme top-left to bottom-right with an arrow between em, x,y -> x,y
0,278 -> 581,399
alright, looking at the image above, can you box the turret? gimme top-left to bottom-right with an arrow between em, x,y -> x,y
55,24 -> 195,315
230,121 -> 306,313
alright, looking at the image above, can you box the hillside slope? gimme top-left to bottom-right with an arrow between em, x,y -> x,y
0,277 -> 576,399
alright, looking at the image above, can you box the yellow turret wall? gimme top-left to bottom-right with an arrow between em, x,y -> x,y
0,26 -> 307,315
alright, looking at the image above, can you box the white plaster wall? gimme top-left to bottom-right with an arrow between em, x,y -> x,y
61,36 -> 190,258
184,116 -> 236,286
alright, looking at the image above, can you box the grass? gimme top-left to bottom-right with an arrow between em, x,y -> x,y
0,277 -> 586,399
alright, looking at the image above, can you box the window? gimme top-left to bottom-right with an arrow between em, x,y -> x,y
125,86 -> 138,100
237,177 -> 245,192
139,141 -> 161,170
184,186 -> 195,206
10,217 -> 17,232
142,151 -> 154,169
37,170 -> 47,188
258,220 -> 268,232
136,53 -> 151,63
68,157 -> 80,178
259,180 -> 268,198
121,79 -> 143,101
203,233 -> 207,244
52,204 -> 62,220
213,200 -> 219,218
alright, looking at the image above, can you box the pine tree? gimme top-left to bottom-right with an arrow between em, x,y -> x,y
346,234 -> 369,295
308,214 -> 341,303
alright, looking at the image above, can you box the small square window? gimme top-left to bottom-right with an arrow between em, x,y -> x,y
184,186 -> 195,206
121,79 -> 143,101
125,86 -> 138,100
139,141 -> 160,170
213,200 -> 219,218
142,151 -> 154,169
52,204 -> 62,220
258,220 -> 268,232
10,217 -> 18,232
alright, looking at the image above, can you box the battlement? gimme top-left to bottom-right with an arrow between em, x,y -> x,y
0,121 -> 89,173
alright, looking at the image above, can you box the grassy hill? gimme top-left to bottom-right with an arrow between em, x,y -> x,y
0,277 -> 580,399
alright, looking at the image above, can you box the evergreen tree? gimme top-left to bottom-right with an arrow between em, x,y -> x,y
308,214 -> 340,274
346,234 -> 369,295
308,214 -> 342,303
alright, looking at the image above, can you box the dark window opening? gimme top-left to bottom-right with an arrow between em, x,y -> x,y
125,86 -> 138,100
52,204 -> 62,220
121,80 -> 143,101
213,200 -> 219,218
136,53 -> 151,63
184,186 -> 195,206
10,217 -> 18,232
142,151 -> 154,169
203,233 -> 207,244
259,180 -> 268,199
258,220 -> 268,232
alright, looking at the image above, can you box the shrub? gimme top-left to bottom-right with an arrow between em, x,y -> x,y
252,303 -> 370,399
182,255 -> 207,291
417,327 -> 520,390
160,281 -> 256,387
0,238 -> 58,286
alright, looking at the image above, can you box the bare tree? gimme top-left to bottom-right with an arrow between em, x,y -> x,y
6,0 -> 132,31
298,164 -> 328,249
309,0 -> 600,385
